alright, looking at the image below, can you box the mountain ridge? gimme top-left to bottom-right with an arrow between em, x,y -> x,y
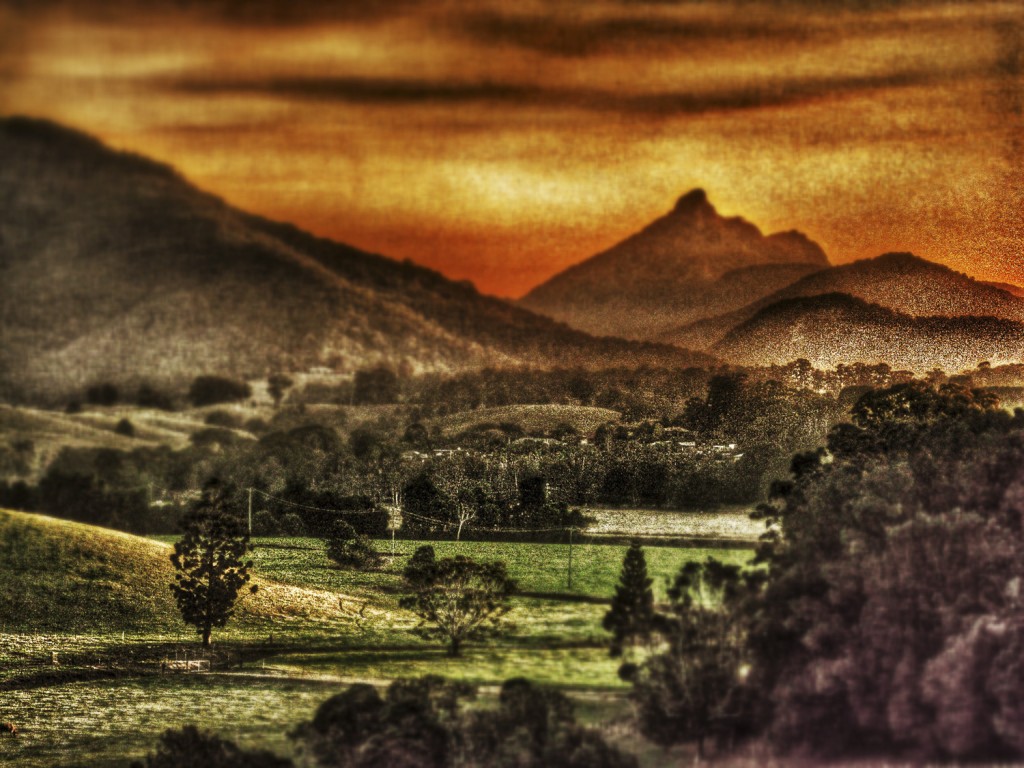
660,251 -> 1024,350
519,188 -> 830,339
0,116 -> 713,403
714,292 -> 1024,372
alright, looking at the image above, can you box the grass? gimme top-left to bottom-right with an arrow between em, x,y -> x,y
0,509 -> 375,638
1,509 -> 757,767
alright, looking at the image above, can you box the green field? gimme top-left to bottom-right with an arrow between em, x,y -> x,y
0,509 -> 754,767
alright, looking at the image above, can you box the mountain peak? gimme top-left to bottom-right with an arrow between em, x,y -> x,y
673,188 -> 712,215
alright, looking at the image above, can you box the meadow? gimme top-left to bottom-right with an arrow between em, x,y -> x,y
0,509 -> 755,766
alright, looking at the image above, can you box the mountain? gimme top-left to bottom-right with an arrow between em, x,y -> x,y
983,281 -> 1024,299
519,188 -> 829,339
0,117 -> 713,402
662,252 -> 1024,350
714,293 -> 1024,372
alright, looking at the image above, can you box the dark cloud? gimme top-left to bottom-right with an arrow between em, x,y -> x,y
451,9 -> 992,58
170,65 -> 985,116
0,0 -> 425,25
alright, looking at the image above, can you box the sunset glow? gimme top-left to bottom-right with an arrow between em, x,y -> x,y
2,1 -> 1021,297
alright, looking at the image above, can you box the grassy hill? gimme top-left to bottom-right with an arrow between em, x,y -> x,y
0,509 -> 371,635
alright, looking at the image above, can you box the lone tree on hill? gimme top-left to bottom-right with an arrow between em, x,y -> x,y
400,555 -> 516,657
170,480 -> 257,647
603,541 -> 656,659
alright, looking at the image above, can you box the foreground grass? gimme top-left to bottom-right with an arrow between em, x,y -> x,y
1,510 -> 757,766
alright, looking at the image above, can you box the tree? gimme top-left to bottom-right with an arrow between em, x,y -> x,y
403,545 -> 437,588
296,676 -> 634,768
170,481 -> 257,647
632,559 -> 754,758
132,725 -> 293,768
188,376 -> 252,407
267,373 -> 293,408
602,541 -> 655,659
324,520 -> 383,570
400,555 -> 516,656
746,382 -> 1024,759
353,366 -> 400,405
459,678 -> 637,768
297,677 -> 470,768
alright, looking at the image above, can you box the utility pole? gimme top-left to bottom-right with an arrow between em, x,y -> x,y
566,527 -> 574,590
248,488 -> 253,534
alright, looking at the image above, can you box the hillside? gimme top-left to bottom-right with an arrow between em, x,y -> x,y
0,508 -> 375,634
520,188 -> 829,339
0,117 -> 711,403
713,293 -> 1024,372
663,252 -> 1024,350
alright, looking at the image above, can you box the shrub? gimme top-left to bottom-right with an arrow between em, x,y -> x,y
86,383 -> 119,406
114,418 -> 136,437
188,376 -> 252,407
324,520 -> 383,570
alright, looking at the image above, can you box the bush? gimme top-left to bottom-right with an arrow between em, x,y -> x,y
136,384 -> 175,411
325,520 -> 383,570
403,545 -> 437,587
132,725 -> 293,768
280,513 -> 305,536
114,418 -> 136,437
86,383 -> 119,406
252,509 -> 279,536
188,376 -> 252,407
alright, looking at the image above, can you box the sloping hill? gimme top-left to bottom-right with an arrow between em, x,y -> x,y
663,252 -> 1024,350
0,117 -> 711,403
713,293 -> 1024,372
520,188 -> 829,339
0,508 -> 375,633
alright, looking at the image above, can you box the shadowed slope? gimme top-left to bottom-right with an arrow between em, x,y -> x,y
0,117 -> 712,402
713,293 -> 1024,372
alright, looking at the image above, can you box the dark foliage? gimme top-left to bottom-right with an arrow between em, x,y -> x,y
86,383 -> 119,406
132,725 -> 293,768
631,559 -> 757,758
188,376 -> 252,407
324,520 -> 383,570
602,541 -> 655,658
403,544 -> 437,588
747,382 -> 1024,759
354,367 -> 400,405
170,480 -> 256,646
296,676 -> 634,768
459,678 -> 637,768
399,555 -> 516,656
114,418 -> 135,437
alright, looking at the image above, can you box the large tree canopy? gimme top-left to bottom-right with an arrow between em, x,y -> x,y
748,382 -> 1024,759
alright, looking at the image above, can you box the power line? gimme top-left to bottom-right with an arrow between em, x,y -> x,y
249,488 -> 383,515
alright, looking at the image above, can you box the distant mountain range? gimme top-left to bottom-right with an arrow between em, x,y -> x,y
520,188 -> 830,339
524,190 -> 1024,372
661,251 -> 1024,352
0,117 -> 711,402
2,117 -> 1020,393
714,293 -> 1024,372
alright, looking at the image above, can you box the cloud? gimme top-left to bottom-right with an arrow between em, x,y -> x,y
169,65 -> 985,117
1,0 -> 427,26
450,6 -> 994,58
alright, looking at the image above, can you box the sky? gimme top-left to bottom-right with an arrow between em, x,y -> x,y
1,0 -> 1022,298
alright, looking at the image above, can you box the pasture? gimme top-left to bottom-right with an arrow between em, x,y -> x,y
0,509 -> 756,766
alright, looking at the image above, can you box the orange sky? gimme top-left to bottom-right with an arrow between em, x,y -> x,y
1,0 -> 1022,297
